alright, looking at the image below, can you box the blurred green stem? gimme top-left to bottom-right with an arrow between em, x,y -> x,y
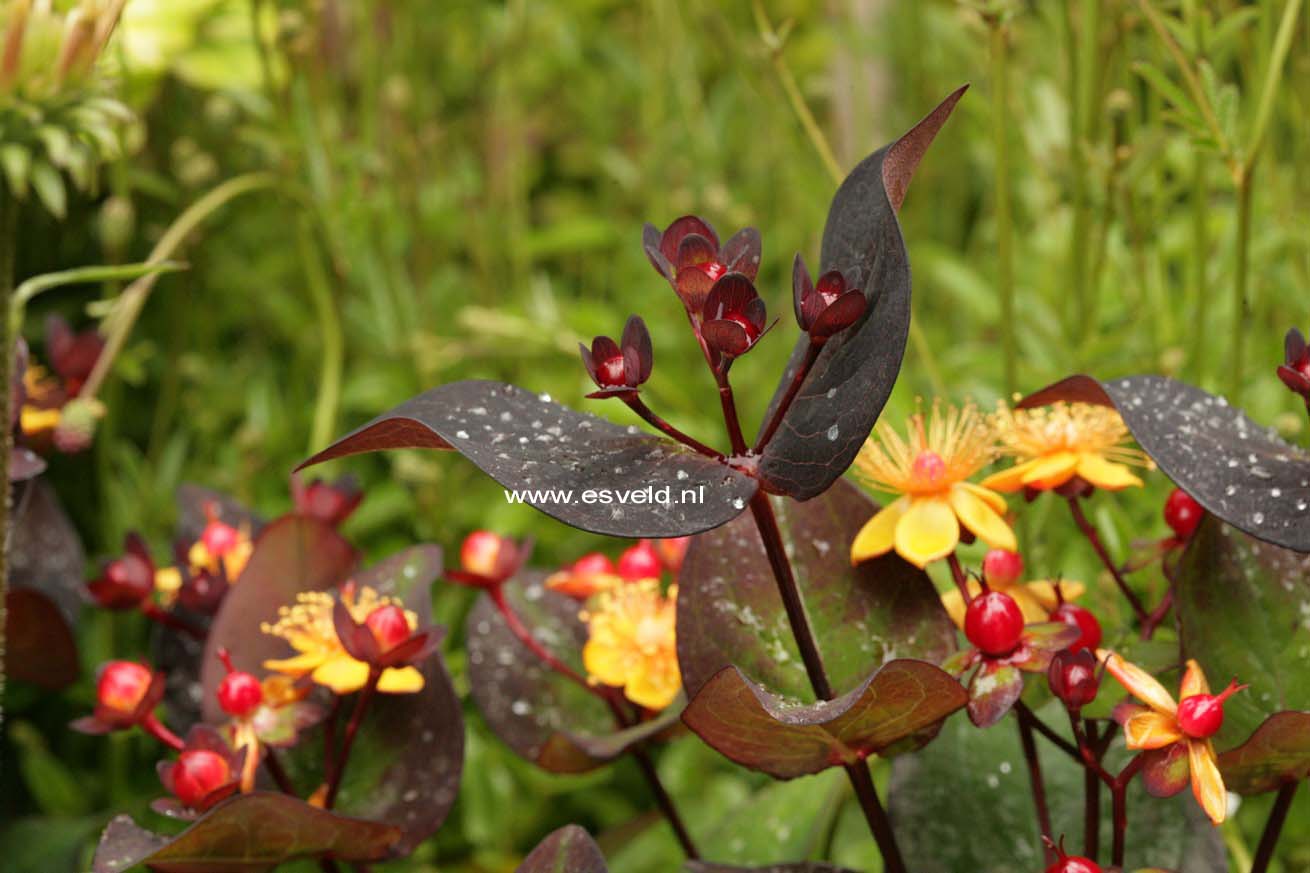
1229,175 -> 1254,401
1188,153 -> 1209,383
298,218 -> 344,453
989,15 -> 1016,396
0,189 -> 15,702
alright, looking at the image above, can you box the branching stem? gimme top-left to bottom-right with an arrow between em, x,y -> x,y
1066,498 -> 1149,625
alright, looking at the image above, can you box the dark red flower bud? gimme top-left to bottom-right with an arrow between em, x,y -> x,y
365,604 -> 412,653
1163,487 -> 1204,541
1048,649 -> 1100,709
1178,680 -> 1247,739
293,475 -> 363,527
1278,327 -> 1310,403
618,540 -> 662,581
643,216 -> 761,314
580,316 -> 653,397
45,314 -> 105,395
157,726 -> 244,814
215,649 -> 263,718
964,591 -> 1025,657
170,750 -> 232,809
1049,603 -> 1102,653
88,533 -> 155,609
792,255 -> 866,342
981,548 -> 1024,587
448,530 -> 530,588
701,273 -> 768,359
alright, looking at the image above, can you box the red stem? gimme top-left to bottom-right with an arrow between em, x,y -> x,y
141,603 -> 207,641
1016,710 -> 1055,863
489,586 -> 602,697
1015,700 -> 1080,763
1082,720 -> 1101,861
1110,754 -> 1145,866
263,746 -> 296,795
946,552 -> 973,604
1066,498 -> 1150,625
1250,780 -> 1300,873
753,342 -> 820,451
622,395 -> 724,460
325,670 -> 379,809
141,713 -> 185,751
632,746 -> 699,859
715,368 -> 749,456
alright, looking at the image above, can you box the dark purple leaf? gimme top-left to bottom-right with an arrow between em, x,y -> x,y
688,865 -> 859,873
297,381 -> 757,537
1019,374 -> 1310,552
3,588 -> 78,689
966,662 -> 1024,728
1218,711 -> 1310,795
467,572 -> 678,773
516,825 -> 608,873
682,660 -> 965,779
758,86 -> 967,499
199,516 -> 358,721
10,478 -> 84,628
91,792 -> 402,872
720,227 -> 762,280
9,446 -> 45,480
677,479 -> 956,703
676,233 -> 718,269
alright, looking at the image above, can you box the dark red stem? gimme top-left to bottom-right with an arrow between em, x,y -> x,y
747,491 -> 907,873
753,341 -> 820,451
141,714 -> 184,751
1110,754 -> 1145,866
623,395 -> 724,460
1081,719 -> 1101,860
489,585 -> 600,697
1066,498 -> 1150,625
1015,700 -> 1080,763
141,603 -> 207,641
323,695 -> 341,781
715,368 -> 749,456
325,669 -> 380,809
1016,709 -> 1055,863
1250,780 -> 1299,873
263,746 -> 296,795
946,552 -> 973,604
1140,589 -> 1173,640
632,746 -> 700,859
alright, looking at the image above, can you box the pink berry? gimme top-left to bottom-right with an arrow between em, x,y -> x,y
618,541 -> 662,581
215,649 -> 263,718
572,552 -> 616,576
1178,680 -> 1247,739
97,661 -> 152,716
982,549 -> 1024,587
1163,488 -> 1204,540
461,530 -> 506,579
1048,649 -> 1100,709
964,591 -> 1025,657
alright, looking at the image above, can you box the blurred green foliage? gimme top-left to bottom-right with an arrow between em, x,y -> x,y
4,0 -> 1310,870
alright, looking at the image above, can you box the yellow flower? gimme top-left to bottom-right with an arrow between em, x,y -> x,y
940,578 -> 1085,628
262,586 -> 424,695
982,402 -> 1152,493
1100,651 -> 1230,825
582,580 -> 680,710
850,401 -> 1015,569
188,531 -> 254,582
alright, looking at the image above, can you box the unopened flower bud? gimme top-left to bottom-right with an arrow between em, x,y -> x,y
1047,649 -> 1099,710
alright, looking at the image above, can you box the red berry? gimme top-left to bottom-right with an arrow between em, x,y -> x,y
1177,680 -> 1247,739
171,749 -> 231,808
618,541 -> 662,580
98,661 -> 152,716
1045,853 -> 1101,873
1048,649 -> 1100,709
365,605 -> 412,652
461,530 -> 506,579
1050,603 -> 1102,653
572,552 -> 616,576
200,506 -> 242,556
964,591 -> 1025,656
911,450 -> 947,484
215,649 -> 263,718
982,549 -> 1024,587
1163,488 -> 1204,540
595,354 -> 628,387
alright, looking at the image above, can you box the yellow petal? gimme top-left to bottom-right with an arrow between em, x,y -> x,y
1008,586 -> 1054,623
583,640 -> 633,689
948,485 -> 1017,552
1020,451 -> 1080,490
959,481 -> 1009,515
377,667 -> 425,694
1123,710 -> 1185,750
625,664 -> 681,710
1179,659 -> 1210,699
1099,650 -> 1178,716
1075,452 -> 1143,491
851,497 -> 908,564
894,497 -> 960,569
263,651 -> 327,677
1023,580 -> 1085,612
1188,739 -> 1228,824
980,458 -> 1043,493
20,406 -> 61,435
311,654 -> 369,694
940,579 -> 984,629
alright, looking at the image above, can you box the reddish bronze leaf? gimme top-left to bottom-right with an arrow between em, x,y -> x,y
966,662 -> 1024,729
1218,711 -> 1310,795
297,380 -> 757,537
516,825 -> 608,873
3,588 -> 78,689
681,660 -> 965,779
758,87 -> 966,499
688,865 -> 859,873
91,792 -> 401,872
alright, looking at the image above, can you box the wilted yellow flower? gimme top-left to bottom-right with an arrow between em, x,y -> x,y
262,586 -> 424,695
582,580 -> 680,710
982,402 -> 1152,493
850,401 -> 1015,569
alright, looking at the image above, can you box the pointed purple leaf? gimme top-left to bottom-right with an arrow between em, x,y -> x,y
516,825 -> 608,873
297,381 -> 757,538
721,227 -> 763,280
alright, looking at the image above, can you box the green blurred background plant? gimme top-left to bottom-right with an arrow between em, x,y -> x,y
3,0 -> 1309,870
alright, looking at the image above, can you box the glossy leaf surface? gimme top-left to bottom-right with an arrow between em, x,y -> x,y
299,380 -> 757,537
1217,711 -> 1310,795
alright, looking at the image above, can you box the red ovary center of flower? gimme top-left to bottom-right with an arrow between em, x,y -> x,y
461,531 -> 504,577
365,605 -> 412,652
98,662 -> 152,713
618,542 -> 662,580
964,591 -> 1025,656
172,750 -> 231,808
911,450 -> 947,485
596,355 -> 628,387
217,672 -> 264,718
1046,855 -> 1102,873
1177,680 -> 1247,738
